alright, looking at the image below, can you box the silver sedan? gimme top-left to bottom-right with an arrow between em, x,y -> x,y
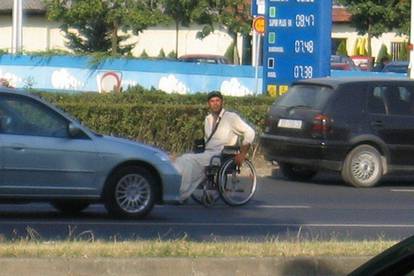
0,87 -> 181,219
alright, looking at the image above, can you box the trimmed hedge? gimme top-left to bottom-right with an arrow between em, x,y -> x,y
38,87 -> 275,153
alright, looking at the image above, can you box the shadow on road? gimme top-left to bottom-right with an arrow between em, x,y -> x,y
268,167 -> 414,188
280,258 -> 348,276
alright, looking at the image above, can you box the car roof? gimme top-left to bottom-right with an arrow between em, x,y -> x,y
0,87 -> 59,110
385,61 -> 409,66
293,77 -> 414,89
0,86 -> 30,96
179,54 -> 227,59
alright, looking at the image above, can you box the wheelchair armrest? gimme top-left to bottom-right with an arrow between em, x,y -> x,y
221,146 -> 240,156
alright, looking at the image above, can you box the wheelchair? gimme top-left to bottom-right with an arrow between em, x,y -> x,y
191,146 -> 257,207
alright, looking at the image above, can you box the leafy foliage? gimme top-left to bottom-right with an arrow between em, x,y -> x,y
158,49 -> 166,58
195,0 -> 252,64
336,0 -> 394,37
389,0 -> 410,35
160,0 -> 203,58
336,0 -> 409,57
336,40 -> 348,56
376,44 -> 390,63
44,0 -> 164,55
37,87 -> 274,153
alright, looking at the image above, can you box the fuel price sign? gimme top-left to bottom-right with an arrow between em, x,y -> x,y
263,0 -> 332,96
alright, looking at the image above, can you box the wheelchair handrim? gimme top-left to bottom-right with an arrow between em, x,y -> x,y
218,159 -> 257,206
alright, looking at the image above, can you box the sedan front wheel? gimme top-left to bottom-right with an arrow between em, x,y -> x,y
104,166 -> 156,219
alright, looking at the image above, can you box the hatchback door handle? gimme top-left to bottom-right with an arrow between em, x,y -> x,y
371,120 -> 383,128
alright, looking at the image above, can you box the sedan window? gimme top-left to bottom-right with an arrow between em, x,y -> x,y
0,95 -> 69,138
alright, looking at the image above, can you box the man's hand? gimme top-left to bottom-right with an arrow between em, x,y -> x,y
234,153 -> 246,166
234,144 -> 250,166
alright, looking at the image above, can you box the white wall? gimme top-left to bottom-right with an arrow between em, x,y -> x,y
0,14 -> 408,62
0,15 -> 235,58
332,24 -> 408,58
130,25 -> 233,57
0,15 -> 67,51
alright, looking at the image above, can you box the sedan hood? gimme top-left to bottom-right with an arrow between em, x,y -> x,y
100,135 -> 166,154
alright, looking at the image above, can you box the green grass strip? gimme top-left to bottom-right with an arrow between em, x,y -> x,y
0,240 -> 396,258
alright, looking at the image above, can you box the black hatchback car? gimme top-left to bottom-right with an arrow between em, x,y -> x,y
261,78 -> 414,188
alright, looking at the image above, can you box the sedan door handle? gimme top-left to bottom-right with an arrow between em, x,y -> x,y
11,144 -> 26,151
371,120 -> 383,128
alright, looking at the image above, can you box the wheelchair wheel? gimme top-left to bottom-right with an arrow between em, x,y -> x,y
218,158 -> 257,206
191,181 -> 220,207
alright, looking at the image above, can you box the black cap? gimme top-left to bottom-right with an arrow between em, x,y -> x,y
207,91 -> 223,101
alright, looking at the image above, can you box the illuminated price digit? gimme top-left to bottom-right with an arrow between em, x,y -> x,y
294,40 -> 314,53
293,65 -> 313,79
295,14 -> 315,27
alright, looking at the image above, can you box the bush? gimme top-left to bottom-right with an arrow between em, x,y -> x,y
140,50 -> 149,58
167,51 -> 177,59
38,87 -> 275,153
225,42 -> 235,64
336,40 -> 348,56
376,44 -> 391,63
158,49 -> 166,58
399,42 -> 409,61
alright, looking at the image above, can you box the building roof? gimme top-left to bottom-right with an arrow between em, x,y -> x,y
332,6 -> 352,23
0,0 -> 46,14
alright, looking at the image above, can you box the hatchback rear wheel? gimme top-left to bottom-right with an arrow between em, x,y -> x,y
104,166 -> 156,219
278,162 -> 317,181
341,145 -> 383,188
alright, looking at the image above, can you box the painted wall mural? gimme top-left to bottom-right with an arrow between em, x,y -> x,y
0,55 -> 263,96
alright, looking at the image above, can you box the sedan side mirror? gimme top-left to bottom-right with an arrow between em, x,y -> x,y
68,123 -> 83,138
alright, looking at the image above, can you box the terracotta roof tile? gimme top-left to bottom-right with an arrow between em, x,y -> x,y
333,7 -> 352,23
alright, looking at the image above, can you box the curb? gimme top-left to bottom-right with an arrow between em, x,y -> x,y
0,256 -> 370,276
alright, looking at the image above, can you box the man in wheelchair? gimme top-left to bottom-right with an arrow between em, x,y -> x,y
174,91 -> 255,203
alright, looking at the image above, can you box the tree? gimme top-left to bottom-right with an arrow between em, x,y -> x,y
44,0 -> 163,56
160,0 -> 201,58
195,0 -> 252,64
390,0 -> 410,35
337,0 -> 407,58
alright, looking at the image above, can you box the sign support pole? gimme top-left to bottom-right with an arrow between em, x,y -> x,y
254,32 -> 261,95
12,0 -> 23,54
409,0 -> 414,79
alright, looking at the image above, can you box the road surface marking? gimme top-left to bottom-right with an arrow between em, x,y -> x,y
252,205 -> 311,209
391,189 -> 414,193
1,221 -> 414,228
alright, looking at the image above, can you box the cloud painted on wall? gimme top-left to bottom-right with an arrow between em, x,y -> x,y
220,78 -> 253,97
158,74 -> 189,95
0,70 -> 22,87
51,69 -> 83,90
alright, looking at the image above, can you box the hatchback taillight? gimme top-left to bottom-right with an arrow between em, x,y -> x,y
264,117 -> 271,133
312,114 -> 330,136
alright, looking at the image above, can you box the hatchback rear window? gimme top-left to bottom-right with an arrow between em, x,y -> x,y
276,84 -> 333,110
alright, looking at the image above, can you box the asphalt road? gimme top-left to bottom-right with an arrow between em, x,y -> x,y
1,172 -> 414,242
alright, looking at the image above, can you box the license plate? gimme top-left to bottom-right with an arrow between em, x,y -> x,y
277,119 -> 302,129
